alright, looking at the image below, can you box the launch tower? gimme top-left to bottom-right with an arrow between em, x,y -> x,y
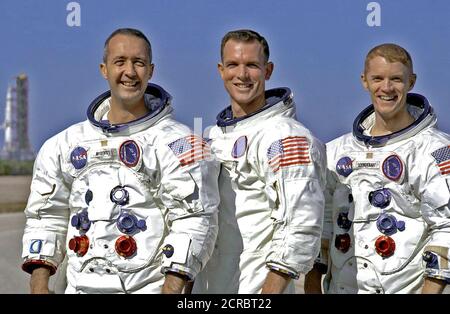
1,74 -> 35,160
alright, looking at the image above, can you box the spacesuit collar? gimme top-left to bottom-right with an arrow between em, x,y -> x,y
216,87 -> 294,127
87,83 -> 172,135
353,93 -> 436,147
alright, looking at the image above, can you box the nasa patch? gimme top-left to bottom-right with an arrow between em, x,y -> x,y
231,136 -> 247,158
382,155 -> 403,181
336,156 -> 353,177
29,239 -> 43,254
119,140 -> 140,167
70,147 -> 88,169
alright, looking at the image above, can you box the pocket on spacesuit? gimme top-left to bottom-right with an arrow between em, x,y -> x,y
163,172 -> 204,219
439,179 -> 450,216
22,232 -> 56,259
436,178 -> 450,218
419,177 -> 450,218
267,182 -> 282,222
26,172 -> 57,216
32,171 -> 56,196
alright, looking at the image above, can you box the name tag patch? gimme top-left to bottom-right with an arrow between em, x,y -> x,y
355,161 -> 380,169
29,239 -> 43,254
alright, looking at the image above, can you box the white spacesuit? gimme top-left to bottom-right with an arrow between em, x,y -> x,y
193,87 -> 326,293
21,83 -> 219,294
323,93 -> 450,294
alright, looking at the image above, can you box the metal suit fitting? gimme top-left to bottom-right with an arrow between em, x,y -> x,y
68,235 -> 89,257
110,186 -> 129,206
162,244 -> 175,258
337,212 -> 352,231
376,213 -> 405,235
116,211 -> 147,234
71,209 -> 91,232
115,235 -> 137,258
85,189 -> 93,205
368,188 -> 391,208
335,233 -> 351,253
375,235 -> 396,257
422,251 -> 439,268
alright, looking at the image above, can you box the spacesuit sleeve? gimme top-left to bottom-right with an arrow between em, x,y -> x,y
262,132 -> 326,278
157,134 -> 219,280
314,167 -> 337,268
419,145 -> 450,283
21,136 -> 71,275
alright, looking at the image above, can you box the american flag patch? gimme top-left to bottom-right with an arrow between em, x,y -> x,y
168,135 -> 211,166
431,145 -> 450,175
267,136 -> 310,173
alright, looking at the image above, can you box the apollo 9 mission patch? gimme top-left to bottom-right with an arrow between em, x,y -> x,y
119,140 -> 140,167
382,155 -> 403,181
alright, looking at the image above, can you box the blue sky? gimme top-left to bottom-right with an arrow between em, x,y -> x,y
1,0 -> 449,152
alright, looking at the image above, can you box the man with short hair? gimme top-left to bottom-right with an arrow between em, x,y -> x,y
305,43 -> 450,294
21,28 -> 219,294
193,29 -> 326,294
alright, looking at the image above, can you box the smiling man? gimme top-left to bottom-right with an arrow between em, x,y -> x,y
100,32 -> 154,123
193,29 -> 326,294
21,28 -> 219,294
305,43 -> 450,294
361,47 -> 417,136
217,33 -> 273,118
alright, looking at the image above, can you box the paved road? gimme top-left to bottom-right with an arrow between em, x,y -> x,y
0,212 -> 65,294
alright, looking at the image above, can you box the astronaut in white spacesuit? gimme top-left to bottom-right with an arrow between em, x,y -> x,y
21,28 -> 219,294
305,43 -> 450,294
193,29 -> 326,294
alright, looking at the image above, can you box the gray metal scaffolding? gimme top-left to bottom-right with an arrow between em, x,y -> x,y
1,74 -> 35,161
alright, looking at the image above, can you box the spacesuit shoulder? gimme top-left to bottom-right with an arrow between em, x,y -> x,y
416,127 -> 450,152
204,124 -> 220,141
260,117 -> 313,141
413,128 -> 450,181
325,133 -> 352,162
326,132 -> 352,151
152,117 -> 194,144
37,120 -> 88,157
